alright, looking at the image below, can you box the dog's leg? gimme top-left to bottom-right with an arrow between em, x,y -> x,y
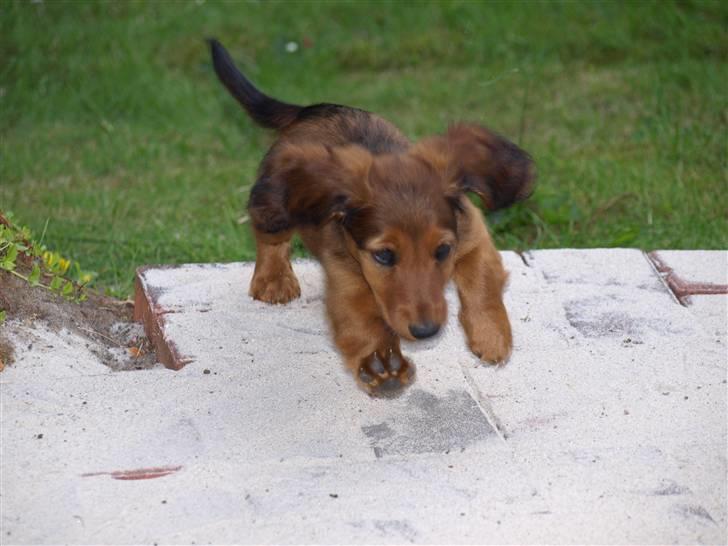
249,229 -> 301,304
325,267 -> 414,393
453,214 -> 512,364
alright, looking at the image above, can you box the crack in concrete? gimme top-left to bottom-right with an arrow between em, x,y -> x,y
458,361 -> 509,444
275,322 -> 324,336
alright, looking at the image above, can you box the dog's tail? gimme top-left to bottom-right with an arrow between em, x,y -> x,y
208,38 -> 302,130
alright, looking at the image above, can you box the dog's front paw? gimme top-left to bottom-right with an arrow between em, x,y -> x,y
461,308 -> 513,365
249,271 -> 301,304
468,327 -> 512,365
356,349 -> 415,396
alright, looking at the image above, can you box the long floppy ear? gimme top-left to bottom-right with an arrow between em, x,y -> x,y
414,123 -> 536,211
248,143 -> 372,234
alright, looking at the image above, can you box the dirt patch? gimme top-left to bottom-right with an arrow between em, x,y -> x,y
0,334 -> 14,370
0,271 -> 156,371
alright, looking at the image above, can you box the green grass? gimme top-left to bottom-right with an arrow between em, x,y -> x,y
2,0 -> 726,296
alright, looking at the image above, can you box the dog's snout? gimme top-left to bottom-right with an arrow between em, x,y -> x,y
409,321 -> 440,339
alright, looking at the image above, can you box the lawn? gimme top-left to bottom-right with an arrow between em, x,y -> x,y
1,0 -> 726,297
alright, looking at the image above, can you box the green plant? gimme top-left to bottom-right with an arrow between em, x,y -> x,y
0,212 -> 95,302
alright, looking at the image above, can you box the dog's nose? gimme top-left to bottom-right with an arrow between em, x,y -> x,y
409,321 -> 440,339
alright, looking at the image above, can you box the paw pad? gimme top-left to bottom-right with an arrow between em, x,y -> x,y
357,350 -> 414,395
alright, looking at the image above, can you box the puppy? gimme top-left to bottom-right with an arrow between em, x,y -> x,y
209,39 -> 535,394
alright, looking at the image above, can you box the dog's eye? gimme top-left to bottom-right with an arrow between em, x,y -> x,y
435,243 -> 452,262
372,249 -> 396,267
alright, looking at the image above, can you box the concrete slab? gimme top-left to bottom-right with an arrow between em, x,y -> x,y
652,250 -> 728,286
1,250 -> 726,544
527,248 -> 667,290
689,295 -> 728,342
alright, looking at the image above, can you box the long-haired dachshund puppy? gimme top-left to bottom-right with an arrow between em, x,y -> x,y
209,39 -> 535,394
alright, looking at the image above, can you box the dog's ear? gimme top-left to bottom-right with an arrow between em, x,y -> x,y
414,124 -> 535,211
249,143 -> 372,234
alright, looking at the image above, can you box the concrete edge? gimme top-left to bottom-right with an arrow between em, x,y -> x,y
133,267 -> 194,371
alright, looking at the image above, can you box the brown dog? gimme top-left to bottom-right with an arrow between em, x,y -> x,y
210,39 -> 535,394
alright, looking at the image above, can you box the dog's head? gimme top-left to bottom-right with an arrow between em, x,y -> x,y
252,124 -> 534,340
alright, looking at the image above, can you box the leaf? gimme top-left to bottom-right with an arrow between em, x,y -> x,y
62,280 -> 74,297
1,245 -> 18,271
49,276 -> 63,291
5,244 -> 18,262
28,264 -> 41,286
0,310 -> 6,325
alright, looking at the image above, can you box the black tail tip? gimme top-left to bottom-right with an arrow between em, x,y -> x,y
207,38 -> 231,69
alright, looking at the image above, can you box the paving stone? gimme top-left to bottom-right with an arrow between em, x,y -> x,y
527,248 -> 667,291
688,295 -> 728,343
652,250 -> 728,286
468,341 -> 725,447
121,262 -> 504,466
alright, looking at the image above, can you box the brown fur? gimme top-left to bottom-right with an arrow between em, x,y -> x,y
210,40 -> 535,394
